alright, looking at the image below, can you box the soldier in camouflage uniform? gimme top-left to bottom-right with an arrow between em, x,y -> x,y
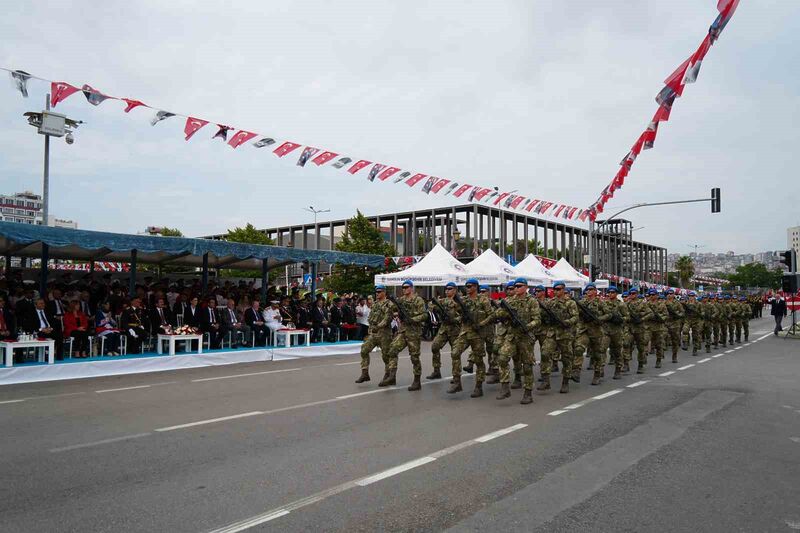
724,296 -> 736,344
384,280 -> 429,391
573,283 -> 611,385
711,295 -> 725,348
738,296 -> 750,342
626,288 -> 653,374
535,285 -> 556,391
621,291 -> 634,374
681,291 -> 703,356
486,281 -> 513,384
647,290 -> 669,368
449,278 -> 493,397
493,278 -> 541,403
542,280 -> 578,393
664,289 -> 685,363
603,286 -> 629,380
357,284 -> 395,384
428,282 -> 462,380
700,295 -> 715,352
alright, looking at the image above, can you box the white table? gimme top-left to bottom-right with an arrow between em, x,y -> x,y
157,334 -> 203,356
1,339 -> 57,367
275,329 -> 311,348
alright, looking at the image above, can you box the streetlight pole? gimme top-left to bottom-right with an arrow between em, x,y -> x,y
303,206 -> 330,226
42,94 -> 50,227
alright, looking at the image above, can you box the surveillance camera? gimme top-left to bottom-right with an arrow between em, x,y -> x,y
65,132 -> 74,145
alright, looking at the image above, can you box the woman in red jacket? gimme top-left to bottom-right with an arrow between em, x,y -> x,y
64,300 -> 91,357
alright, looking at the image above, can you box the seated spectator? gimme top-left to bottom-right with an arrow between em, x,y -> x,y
183,296 -> 200,328
64,300 -> 91,357
296,300 -> 313,331
0,297 -> 17,340
264,300 -> 283,334
245,300 -> 268,347
312,298 -> 331,342
199,297 -> 223,349
22,298 -> 64,360
220,299 -> 250,348
121,297 -> 147,354
150,297 -> 175,335
96,301 -> 121,355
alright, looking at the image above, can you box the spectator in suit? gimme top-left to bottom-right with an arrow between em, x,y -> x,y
221,299 -> 250,348
63,300 -> 91,357
296,300 -> 313,331
330,298 -> 344,340
121,297 -> 147,354
14,289 -> 35,320
771,295 -> 788,335
78,290 -> 94,317
199,297 -> 223,349
341,297 -> 357,340
24,298 -> 64,361
0,297 -> 17,340
312,298 -> 331,342
150,297 -> 175,335
183,296 -> 200,328
172,293 -> 189,323
245,300 -> 268,347
95,301 -> 121,355
47,288 -> 67,319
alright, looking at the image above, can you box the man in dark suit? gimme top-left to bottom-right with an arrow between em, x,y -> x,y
199,297 -> 223,349
150,297 -> 175,335
220,299 -> 250,348
121,298 -> 148,354
244,300 -> 268,347
0,296 -> 17,340
183,296 -> 200,328
47,288 -> 67,320
172,293 -> 189,323
14,289 -> 35,321
771,295 -> 788,335
23,298 -> 63,360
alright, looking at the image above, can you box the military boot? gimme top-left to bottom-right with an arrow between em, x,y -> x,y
355,369 -> 370,383
536,374 -> 551,391
470,381 -> 483,398
379,368 -> 396,387
623,361 -> 631,374
486,373 -> 500,384
520,388 -> 533,405
591,369 -> 602,386
612,367 -> 622,380
447,376 -> 462,394
426,368 -> 442,380
692,348 -> 698,356
407,375 -> 421,391
571,370 -> 581,383
681,342 -> 688,351
496,382 -> 511,400
655,357 -> 662,369
706,345 -> 711,353
636,363 -> 645,374
462,362 -> 474,373
672,354 -> 678,363
510,374 -> 523,389
559,375 -> 570,393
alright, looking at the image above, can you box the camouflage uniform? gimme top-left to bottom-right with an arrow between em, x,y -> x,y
536,297 -> 556,376
359,298 -> 395,372
712,299 -> 726,347
725,300 -> 736,344
648,297 -> 669,366
543,296 -> 578,392
450,295 -> 493,383
701,298 -> 717,350
664,296 -> 685,361
681,298 -> 704,354
494,293 -> 541,390
604,296 -> 629,377
385,294 -> 428,377
430,297 -> 461,376
481,294 -> 498,375
573,296 -> 610,384
627,296 -> 653,371
739,300 -> 750,341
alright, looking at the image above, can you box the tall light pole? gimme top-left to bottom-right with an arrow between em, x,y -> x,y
301,206 -> 329,297
303,206 -> 330,226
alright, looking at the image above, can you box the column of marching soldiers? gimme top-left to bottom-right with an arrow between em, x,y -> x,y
355,278 -> 755,405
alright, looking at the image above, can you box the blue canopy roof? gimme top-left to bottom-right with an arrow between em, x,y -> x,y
0,221 -> 384,269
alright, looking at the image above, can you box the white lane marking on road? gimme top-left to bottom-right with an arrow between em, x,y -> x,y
50,432 -> 151,453
95,384 -> 152,393
336,389 -> 390,400
0,399 -> 26,404
191,368 -> 301,382
155,411 -> 264,432
658,371 -> 675,377
564,401 -> 590,410
725,350 -> 734,354
355,456 -> 437,486
783,405 -> 797,410
592,389 -> 623,400
474,423 -> 527,443
0,391 -> 86,405
677,364 -> 695,370
744,343 -> 752,347
210,510 -> 292,533
712,354 -> 724,358
548,410 -> 568,416
758,333 -> 772,340
697,358 -> 712,364
734,346 -> 743,350
786,519 -> 800,530
627,380 -> 650,388
335,361 -> 361,366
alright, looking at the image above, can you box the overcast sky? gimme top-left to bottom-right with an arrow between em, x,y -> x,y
1,0 -> 797,255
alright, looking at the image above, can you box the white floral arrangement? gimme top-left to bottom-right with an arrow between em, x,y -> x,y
165,325 -> 199,335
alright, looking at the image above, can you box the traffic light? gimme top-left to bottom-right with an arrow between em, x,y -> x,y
780,250 -> 796,271
711,187 -> 721,213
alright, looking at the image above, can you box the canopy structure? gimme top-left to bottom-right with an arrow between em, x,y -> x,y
546,257 -> 590,289
512,254 -> 557,286
459,249 -> 516,285
375,243 -> 466,286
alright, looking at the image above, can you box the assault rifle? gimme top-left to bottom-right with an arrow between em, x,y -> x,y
609,306 -> 625,325
575,299 -> 601,323
539,300 -> 567,328
499,298 -> 538,344
431,297 -> 453,324
387,295 -> 410,323
453,294 -> 475,325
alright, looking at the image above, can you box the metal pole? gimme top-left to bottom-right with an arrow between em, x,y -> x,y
310,262 -> 317,298
39,244 -> 49,298
129,249 -> 137,298
261,259 -> 268,303
201,253 -> 209,295
42,94 -> 51,227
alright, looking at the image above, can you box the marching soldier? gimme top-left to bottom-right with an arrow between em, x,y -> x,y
603,286 -> 629,380
573,283 -> 610,385
494,278 -> 541,403
724,295 -> 736,345
535,285 -> 556,390
647,290 -> 669,368
621,291 -> 634,374
543,280 -> 578,393
664,289 -> 685,363
681,291 -> 703,356
384,280 -> 428,391
465,284 -> 498,378
739,296 -> 751,342
448,278 -> 493,397
627,287 -> 653,374
712,294 -> 726,348
356,285 -> 395,384
485,281 -> 514,384
700,295 -> 716,352
428,282 -> 461,380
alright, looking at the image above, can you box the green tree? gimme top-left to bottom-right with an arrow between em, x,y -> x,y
667,272 -> 680,287
220,223 -> 275,278
727,263 -> 783,289
325,211 -> 394,295
159,227 -> 183,237
675,255 -> 695,288
141,226 -> 184,274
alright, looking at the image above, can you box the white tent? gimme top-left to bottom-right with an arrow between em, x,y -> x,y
512,254 -> 557,286
459,248 -> 517,285
374,243 -> 467,286
547,257 -> 589,289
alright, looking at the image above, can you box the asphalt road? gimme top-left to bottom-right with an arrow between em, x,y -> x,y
1,317 -> 798,532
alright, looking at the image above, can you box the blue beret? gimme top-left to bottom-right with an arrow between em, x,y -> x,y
552,280 -> 566,289
464,278 -> 479,286
629,287 -> 639,293
607,285 -> 618,293
445,282 -> 456,288
506,281 -> 515,288
534,285 -> 546,291
723,294 -> 730,299
688,291 -> 696,296
514,277 -> 528,286
479,284 -> 489,291
622,291 -> 629,297
375,284 -> 386,291
583,283 -> 596,292
401,280 -> 414,287
647,288 -> 658,295
666,288 -> 675,294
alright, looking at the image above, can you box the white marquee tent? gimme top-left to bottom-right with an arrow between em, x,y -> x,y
374,243 -> 467,286
512,254 -> 557,286
459,249 -> 517,285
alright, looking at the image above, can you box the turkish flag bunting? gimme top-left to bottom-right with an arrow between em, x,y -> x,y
377,166 -> 401,181
312,151 -> 338,165
526,199 -> 540,212
229,130 -> 258,149
122,98 -> 146,113
473,188 -> 492,201
510,195 -> 525,209
405,173 -> 427,187
347,160 -> 372,174
184,117 -> 209,141
553,205 -> 566,218
664,57 -> 691,97
653,105 -> 672,123
430,179 -> 451,193
567,207 -> 578,219
493,192 -> 510,206
642,121 -> 659,150
630,134 -> 646,157
50,81 -> 80,107
273,141 -> 302,157
452,184 -> 472,198
684,35 -> 712,84
595,203 -> 604,214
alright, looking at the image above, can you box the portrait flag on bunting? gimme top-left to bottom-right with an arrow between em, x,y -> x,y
273,141 -> 302,157
393,171 -> 411,183
81,84 -> 113,106
367,163 -> 386,181
150,110 -> 176,126
10,70 -> 31,97
312,151 -> 338,165
443,182 -> 459,195
421,177 -> 438,194
348,160 -> 372,174
296,146 -> 319,165
212,125 -> 233,141
184,117 -> 209,140
50,81 -> 80,107
331,157 -> 352,169
253,137 -> 276,148
229,130 -> 257,149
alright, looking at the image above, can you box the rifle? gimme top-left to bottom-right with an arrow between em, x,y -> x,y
431,297 -> 453,324
575,299 -> 600,323
453,294 -> 475,325
539,300 -> 567,328
499,298 -> 538,344
609,305 -> 625,325
387,295 -> 410,323
629,305 -> 643,325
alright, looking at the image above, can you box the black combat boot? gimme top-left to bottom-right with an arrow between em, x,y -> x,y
355,369 -> 370,383
559,375 -> 570,393
462,363 -> 474,374
470,381 -> 484,398
571,370 -> 581,383
591,369 -> 602,386
655,357 -> 662,369
672,353 -> 678,363
612,367 -> 622,380
496,382 -> 511,400
510,374 -> 523,389
407,374 -> 421,391
378,368 -> 395,387
536,374 -> 551,391
520,388 -> 533,405
426,368 -> 442,380
447,376 -> 462,394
